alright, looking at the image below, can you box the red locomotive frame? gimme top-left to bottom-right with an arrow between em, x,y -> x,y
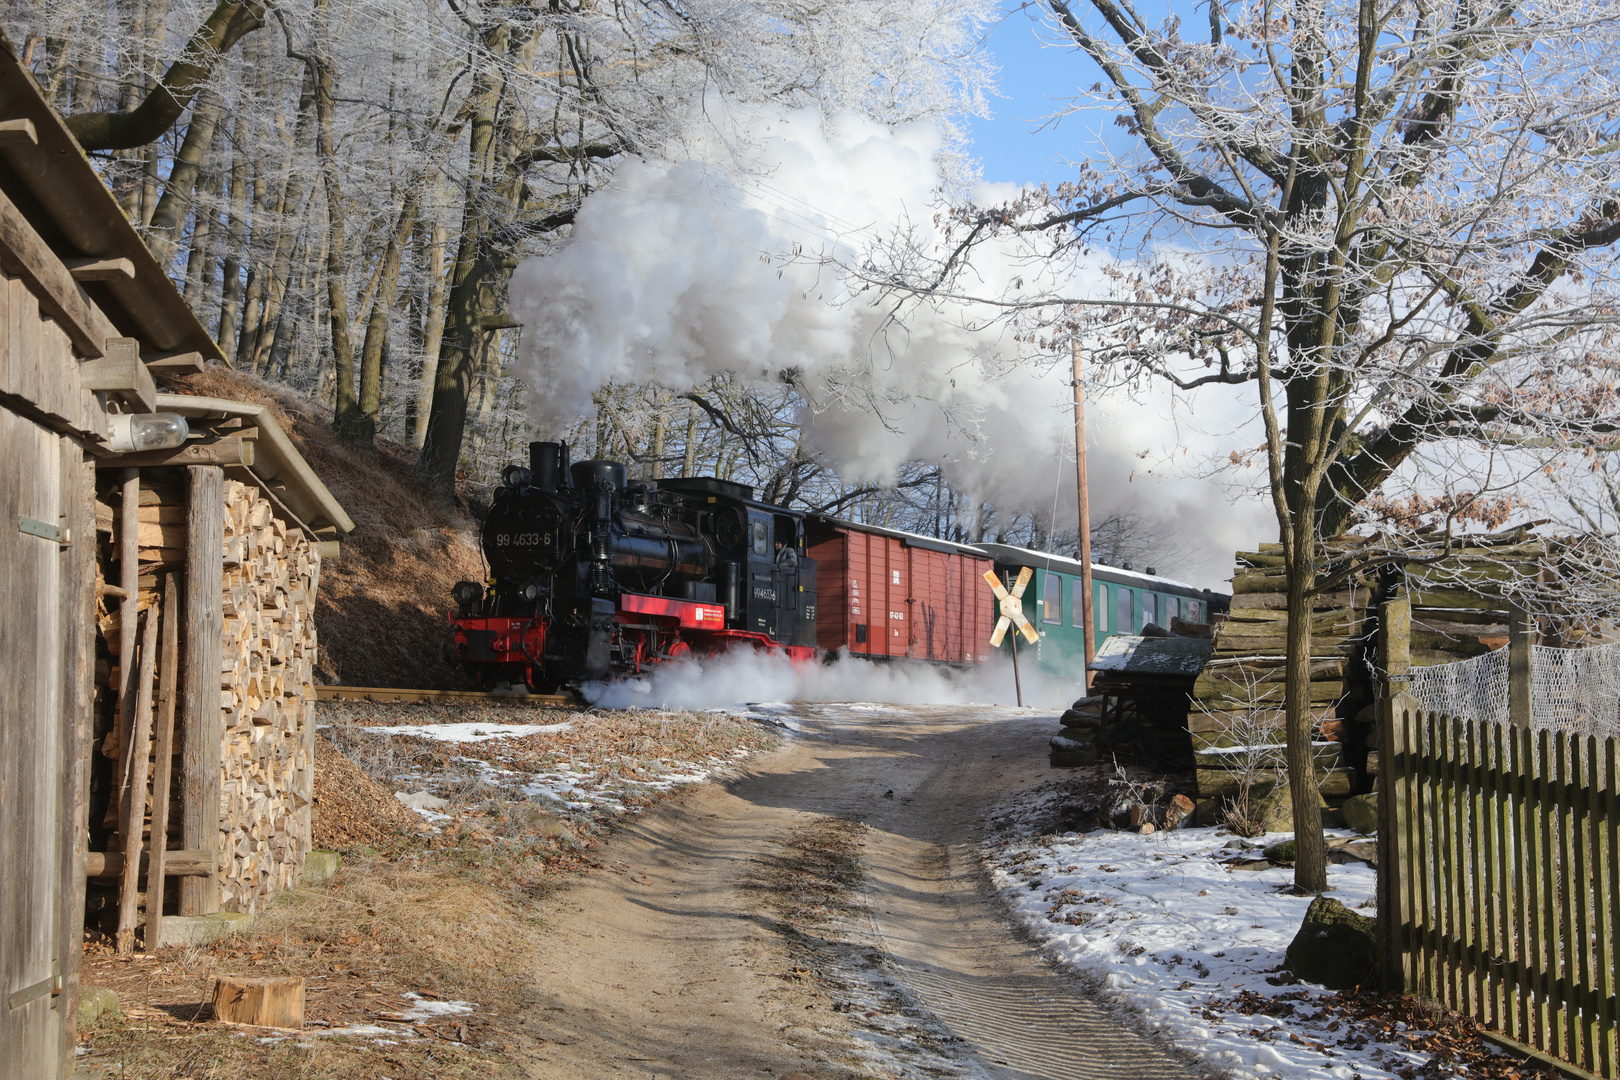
451,591 -> 816,687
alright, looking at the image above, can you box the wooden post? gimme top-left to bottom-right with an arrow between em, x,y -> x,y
1071,337 -> 1094,688
144,573 -> 181,952
1377,578 -> 1412,991
58,448 -> 97,1069
115,606 -> 157,954
1010,629 -> 1024,708
1509,603 -> 1532,729
1005,570 -> 1024,707
114,469 -> 138,812
180,466 -> 224,916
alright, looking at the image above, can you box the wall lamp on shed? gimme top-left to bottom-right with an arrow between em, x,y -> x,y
106,411 -> 189,454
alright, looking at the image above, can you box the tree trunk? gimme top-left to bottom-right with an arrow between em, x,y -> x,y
317,40 -> 363,445
1283,525 -> 1327,891
249,72 -> 316,375
183,166 -> 222,307
217,129 -> 249,365
148,88 -> 222,267
355,191 -> 421,443
409,218 -> 448,448
62,0 -> 265,152
681,400 -> 699,476
648,390 -> 667,479
419,21 -> 510,497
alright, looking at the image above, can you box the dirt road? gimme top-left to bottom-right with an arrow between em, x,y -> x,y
515,704 -> 1207,1080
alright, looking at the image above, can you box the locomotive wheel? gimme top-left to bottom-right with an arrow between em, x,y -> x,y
525,668 -> 561,694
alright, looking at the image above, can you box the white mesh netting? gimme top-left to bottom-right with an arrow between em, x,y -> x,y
1408,643 -> 1620,737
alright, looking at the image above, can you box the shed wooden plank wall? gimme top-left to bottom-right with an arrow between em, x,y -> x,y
0,273 -> 96,1080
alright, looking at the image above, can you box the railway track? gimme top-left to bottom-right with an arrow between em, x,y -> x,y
314,684 -> 582,708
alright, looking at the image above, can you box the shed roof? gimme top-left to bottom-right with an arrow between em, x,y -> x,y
1088,634 -> 1213,677
0,35 -> 221,364
157,394 -> 356,539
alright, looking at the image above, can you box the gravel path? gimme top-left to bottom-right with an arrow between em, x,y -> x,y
513,703 -> 1211,1079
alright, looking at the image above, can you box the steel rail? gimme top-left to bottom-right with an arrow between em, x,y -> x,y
314,685 -> 582,707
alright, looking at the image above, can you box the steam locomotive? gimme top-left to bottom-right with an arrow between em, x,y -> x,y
447,441 -> 817,690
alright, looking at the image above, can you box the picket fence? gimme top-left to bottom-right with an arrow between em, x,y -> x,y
1382,700 -> 1620,1077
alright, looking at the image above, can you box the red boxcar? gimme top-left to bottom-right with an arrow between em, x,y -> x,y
805,515 -> 995,664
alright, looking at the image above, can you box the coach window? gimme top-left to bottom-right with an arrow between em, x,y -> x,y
1165,596 -> 1179,622
1142,592 -> 1156,628
1043,574 -> 1062,624
1188,598 -> 1202,623
1094,583 -> 1107,633
1072,580 -> 1085,627
1117,587 -> 1132,633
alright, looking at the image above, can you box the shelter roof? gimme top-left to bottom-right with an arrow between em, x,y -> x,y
1088,634 -> 1213,677
0,35 -> 221,364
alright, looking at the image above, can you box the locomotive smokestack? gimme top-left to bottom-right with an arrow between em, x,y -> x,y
530,441 -> 567,494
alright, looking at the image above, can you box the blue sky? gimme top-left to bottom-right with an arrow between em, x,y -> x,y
965,6 -> 1098,189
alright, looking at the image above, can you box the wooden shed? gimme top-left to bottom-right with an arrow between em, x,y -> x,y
0,38 -> 351,1080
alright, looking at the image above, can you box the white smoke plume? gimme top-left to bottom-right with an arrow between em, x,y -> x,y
509,102 -> 1272,587
511,106 -> 1066,496
581,647 -> 1081,712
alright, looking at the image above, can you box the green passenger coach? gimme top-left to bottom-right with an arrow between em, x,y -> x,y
972,543 -> 1230,685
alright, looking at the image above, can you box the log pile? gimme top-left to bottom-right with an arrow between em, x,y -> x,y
216,478 -> 320,914
1189,530 -> 1549,824
1189,541 -> 1366,823
94,473 -> 322,924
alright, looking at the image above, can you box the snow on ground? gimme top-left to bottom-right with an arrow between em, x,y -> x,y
325,700 -> 780,827
984,787 -> 1453,1080
255,993 -> 480,1046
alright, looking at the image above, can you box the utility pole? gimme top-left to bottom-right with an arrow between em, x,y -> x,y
1072,335 -> 1094,688
1007,570 -> 1025,707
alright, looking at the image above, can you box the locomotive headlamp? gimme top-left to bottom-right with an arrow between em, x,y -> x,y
452,581 -> 484,605
502,465 -> 532,489
107,412 -> 189,454
522,582 -> 546,602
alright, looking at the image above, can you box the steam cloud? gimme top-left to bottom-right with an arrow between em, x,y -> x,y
581,647 -> 1081,712
509,103 -> 1271,587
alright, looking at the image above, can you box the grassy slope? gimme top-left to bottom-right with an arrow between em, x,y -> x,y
161,367 -> 484,688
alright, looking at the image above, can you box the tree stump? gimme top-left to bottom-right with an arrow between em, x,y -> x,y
211,976 -> 304,1030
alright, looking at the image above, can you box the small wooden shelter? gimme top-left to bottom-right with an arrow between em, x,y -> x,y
0,37 -> 351,1080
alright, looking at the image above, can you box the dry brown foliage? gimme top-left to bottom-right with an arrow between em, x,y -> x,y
80,707 -> 783,1078
312,736 -> 425,848
159,365 -> 485,687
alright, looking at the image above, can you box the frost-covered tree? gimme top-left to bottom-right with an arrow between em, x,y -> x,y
4,0 -> 994,488
863,0 -> 1620,891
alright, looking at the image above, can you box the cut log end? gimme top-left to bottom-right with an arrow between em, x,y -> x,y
212,976 -> 304,1030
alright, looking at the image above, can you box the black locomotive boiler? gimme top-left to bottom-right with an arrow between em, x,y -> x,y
448,441 -> 818,689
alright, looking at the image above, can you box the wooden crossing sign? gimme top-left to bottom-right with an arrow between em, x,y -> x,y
983,567 -> 1040,647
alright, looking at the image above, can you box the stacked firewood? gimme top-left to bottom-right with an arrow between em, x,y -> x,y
216,478 -> 320,914
96,476 -> 322,918
1188,541 -> 1365,820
